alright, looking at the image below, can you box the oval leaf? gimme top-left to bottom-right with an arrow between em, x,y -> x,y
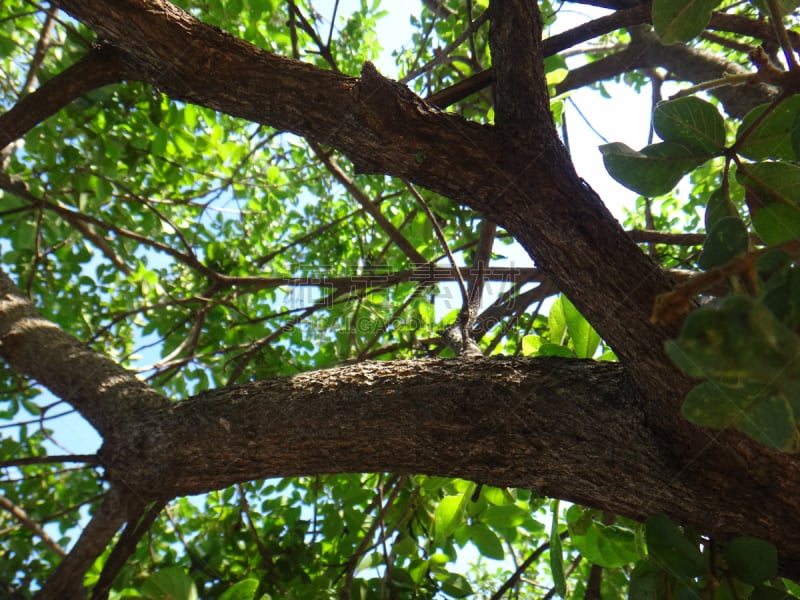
753,203 -> 800,245
435,493 -> 469,542
562,296 -> 600,358
571,522 -> 640,568
219,579 -> 259,600
737,96 -> 800,161
465,523 -> 505,560
645,514 -> 706,579
735,393 -> 799,452
722,536 -> 778,585
600,141 -> 706,196
704,188 -> 739,231
698,216 -> 748,270
682,381 -> 766,429
141,567 -> 198,600
652,0 -> 723,44
737,161 -> 800,207
654,97 -> 726,154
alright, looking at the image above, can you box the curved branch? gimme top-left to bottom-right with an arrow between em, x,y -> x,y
35,490 -> 129,600
0,494 -> 66,559
0,44 -> 135,152
93,357 -> 800,579
555,27 -> 777,118
0,268 -> 168,436
50,0 -> 683,432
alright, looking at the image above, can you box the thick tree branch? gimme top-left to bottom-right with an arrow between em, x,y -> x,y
91,357 -> 800,578
488,0 -> 550,133
427,4 -> 651,109
0,268 -> 168,436
35,490 -> 129,600
556,27 -> 778,118
0,44 -> 133,152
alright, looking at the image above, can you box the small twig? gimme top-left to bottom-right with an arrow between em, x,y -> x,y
401,9 -> 489,83
0,493 -> 67,558
489,531 -> 570,600
403,182 -> 469,309
0,454 -> 99,468
765,0 -> 799,70
651,238 -> 800,324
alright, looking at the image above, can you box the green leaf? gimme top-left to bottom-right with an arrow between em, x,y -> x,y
630,561 -> 668,600
521,334 -> 541,356
219,579 -> 259,600
550,500 -> 567,598
665,296 -> 800,383
652,0 -> 723,44
538,343 -> 576,358
751,0 -> 800,21
654,97 -> 726,155
752,585 -> 800,600
763,267 -> 800,328
735,393 -> 799,452
753,203 -> 800,245
480,504 -> 530,529
436,572 -> 474,598
737,161 -> 800,207
548,295 -> 567,345
704,188 -> 739,232
571,522 -> 640,568
737,96 -> 800,161
722,537 -> 777,584
562,296 -> 601,358
682,381 -> 767,430
434,489 -> 471,542
464,523 -> 505,560
600,141 -> 707,196
141,567 -> 198,600
645,514 -> 706,579
697,216 -> 748,270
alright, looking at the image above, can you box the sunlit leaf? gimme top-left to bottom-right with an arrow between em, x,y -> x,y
141,567 -> 198,600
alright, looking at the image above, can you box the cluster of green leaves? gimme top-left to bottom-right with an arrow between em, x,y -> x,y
521,294 -> 611,360
600,0 -> 800,453
73,477 -> 550,599
634,515 -> 798,600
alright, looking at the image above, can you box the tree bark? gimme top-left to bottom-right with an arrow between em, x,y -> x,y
94,357 -> 800,582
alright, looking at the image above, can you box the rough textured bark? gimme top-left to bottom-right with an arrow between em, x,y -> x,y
0,0 -> 797,595
0,270 -> 168,437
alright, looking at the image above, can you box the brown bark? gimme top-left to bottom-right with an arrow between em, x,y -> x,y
93,358 -> 800,573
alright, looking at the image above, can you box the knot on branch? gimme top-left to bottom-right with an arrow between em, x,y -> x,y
352,61 -> 439,135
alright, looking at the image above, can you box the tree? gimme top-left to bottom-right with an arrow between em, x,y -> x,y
1,0 -> 800,597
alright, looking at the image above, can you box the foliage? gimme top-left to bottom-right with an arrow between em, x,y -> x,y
1,0 -> 800,598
